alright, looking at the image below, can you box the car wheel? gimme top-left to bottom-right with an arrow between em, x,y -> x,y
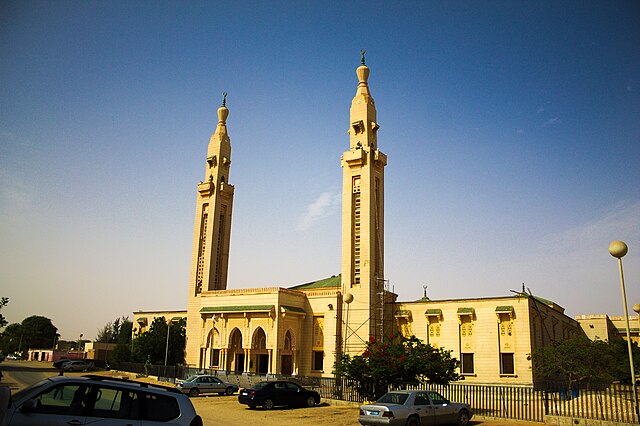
405,416 -> 420,426
189,388 -> 199,397
457,410 -> 470,426
225,387 -> 234,396
262,399 -> 274,410
306,396 -> 316,407
248,404 -> 256,409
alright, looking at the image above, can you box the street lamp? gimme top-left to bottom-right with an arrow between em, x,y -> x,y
609,240 -> 639,424
635,304 -> 640,343
343,293 -> 354,355
164,320 -> 172,367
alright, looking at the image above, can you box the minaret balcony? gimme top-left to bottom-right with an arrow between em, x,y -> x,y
342,149 -> 365,168
374,150 -> 387,167
197,181 -> 214,196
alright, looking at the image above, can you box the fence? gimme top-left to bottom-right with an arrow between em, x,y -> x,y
395,381 -> 638,424
111,362 -> 638,424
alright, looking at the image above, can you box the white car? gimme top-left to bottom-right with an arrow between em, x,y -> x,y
6,375 -> 203,425
359,390 -> 472,426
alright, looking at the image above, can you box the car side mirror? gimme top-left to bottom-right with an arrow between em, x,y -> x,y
20,399 -> 38,412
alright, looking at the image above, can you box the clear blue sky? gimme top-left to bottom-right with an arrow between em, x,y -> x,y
1,1 -> 638,340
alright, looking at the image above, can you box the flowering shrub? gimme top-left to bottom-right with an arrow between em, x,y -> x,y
334,333 -> 460,400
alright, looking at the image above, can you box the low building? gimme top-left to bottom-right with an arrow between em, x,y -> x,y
576,314 -> 640,344
394,292 -> 581,385
132,310 -> 187,336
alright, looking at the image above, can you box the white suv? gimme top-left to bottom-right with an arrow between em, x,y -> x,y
5,375 -> 203,425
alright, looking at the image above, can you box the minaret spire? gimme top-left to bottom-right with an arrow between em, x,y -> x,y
341,52 -> 388,353
186,95 -> 236,365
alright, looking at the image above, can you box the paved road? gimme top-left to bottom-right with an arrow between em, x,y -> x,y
1,361 -> 544,426
0,360 -> 58,391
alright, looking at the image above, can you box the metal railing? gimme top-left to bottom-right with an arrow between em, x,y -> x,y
110,362 -> 638,424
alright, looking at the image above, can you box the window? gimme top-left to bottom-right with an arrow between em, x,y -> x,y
312,351 -> 324,371
30,384 -> 90,415
89,387 -> 139,420
414,392 -> 429,405
461,353 -> 474,374
500,353 -> 515,375
141,393 -> 179,421
427,391 -> 448,405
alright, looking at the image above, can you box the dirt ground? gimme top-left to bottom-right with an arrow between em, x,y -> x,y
190,393 -> 544,426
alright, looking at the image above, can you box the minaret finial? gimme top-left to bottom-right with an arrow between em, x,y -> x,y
222,92 -> 227,107
423,284 -> 428,299
360,49 -> 366,65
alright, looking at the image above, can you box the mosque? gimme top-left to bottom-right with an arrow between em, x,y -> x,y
133,55 -> 581,385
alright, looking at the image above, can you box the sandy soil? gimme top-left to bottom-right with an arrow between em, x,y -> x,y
190,393 -> 544,426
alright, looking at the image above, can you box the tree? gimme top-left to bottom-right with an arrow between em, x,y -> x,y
596,337 -> 640,385
532,335 -> 619,389
0,297 -> 8,329
0,323 -> 22,354
132,317 -> 186,365
96,316 -> 132,344
20,316 -> 58,350
334,333 -> 460,400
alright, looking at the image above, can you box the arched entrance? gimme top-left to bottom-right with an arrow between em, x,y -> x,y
251,327 -> 268,374
280,330 -> 294,375
228,328 -> 244,373
201,327 -> 220,369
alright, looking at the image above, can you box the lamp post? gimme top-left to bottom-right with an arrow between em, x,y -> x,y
164,320 -> 172,367
343,293 -> 354,355
609,240 -> 639,424
634,304 -> 640,342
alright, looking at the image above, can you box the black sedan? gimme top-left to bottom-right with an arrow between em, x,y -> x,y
238,380 -> 320,409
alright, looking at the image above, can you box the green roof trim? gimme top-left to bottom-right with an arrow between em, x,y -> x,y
457,307 -> 474,315
281,305 -> 306,314
171,316 -> 184,322
200,305 -> 274,313
289,274 -> 341,290
280,305 -> 307,314
495,306 -> 514,312
394,310 -> 412,317
136,317 -> 147,323
425,309 -> 442,316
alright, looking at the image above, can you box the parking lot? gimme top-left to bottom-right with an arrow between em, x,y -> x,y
1,362 -> 543,426
190,393 -> 545,426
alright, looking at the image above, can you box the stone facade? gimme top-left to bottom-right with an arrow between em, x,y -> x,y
135,56 -> 584,384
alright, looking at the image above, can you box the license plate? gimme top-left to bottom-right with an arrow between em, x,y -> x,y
367,410 -> 380,415
242,391 -> 248,395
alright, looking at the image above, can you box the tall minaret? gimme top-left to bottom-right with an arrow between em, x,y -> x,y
341,52 -> 387,354
186,95 -> 235,366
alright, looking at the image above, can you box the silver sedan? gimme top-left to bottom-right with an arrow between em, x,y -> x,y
176,374 -> 238,397
359,390 -> 472,426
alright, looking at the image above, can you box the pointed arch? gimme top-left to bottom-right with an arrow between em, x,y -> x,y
227,327 -> 245,373
283,328 -> 296,351
251,326 -> 267,351
228,327 -> 243,351
206,327 -> 220,348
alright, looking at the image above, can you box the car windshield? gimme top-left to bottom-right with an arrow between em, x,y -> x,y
184,376 -> 198,382
376,392 -> 409,405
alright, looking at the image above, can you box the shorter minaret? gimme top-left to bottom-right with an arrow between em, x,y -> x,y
191,93 -> 234,294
